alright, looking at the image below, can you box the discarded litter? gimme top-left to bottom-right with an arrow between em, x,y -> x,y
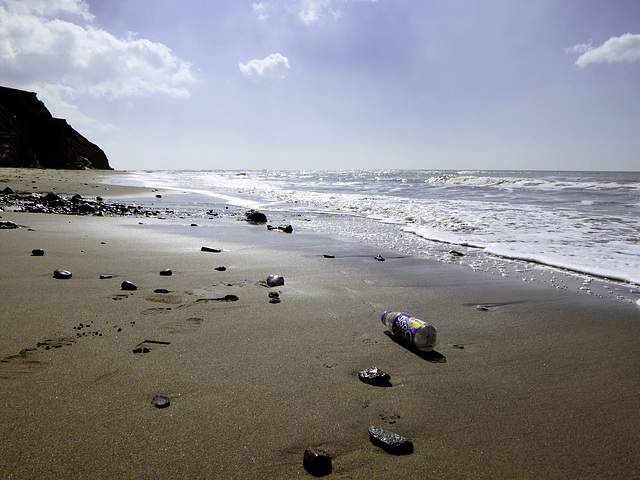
381,312 -> 437,352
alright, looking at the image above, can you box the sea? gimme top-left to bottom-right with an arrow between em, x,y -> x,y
112,170 -> 640,305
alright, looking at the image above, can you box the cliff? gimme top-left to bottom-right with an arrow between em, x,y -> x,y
0,86 -> 112,170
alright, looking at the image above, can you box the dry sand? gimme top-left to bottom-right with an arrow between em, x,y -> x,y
1,168 -> 639,479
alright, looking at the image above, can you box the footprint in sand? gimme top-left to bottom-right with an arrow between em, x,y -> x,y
0,337 -> 75,379
162,317 -> 204,335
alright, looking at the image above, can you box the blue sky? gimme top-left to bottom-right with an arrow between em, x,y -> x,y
1,0 -> 639,171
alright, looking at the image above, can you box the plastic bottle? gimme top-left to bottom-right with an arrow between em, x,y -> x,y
381,312 -> 437,351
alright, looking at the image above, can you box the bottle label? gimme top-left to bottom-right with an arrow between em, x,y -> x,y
392,314 -> 426,344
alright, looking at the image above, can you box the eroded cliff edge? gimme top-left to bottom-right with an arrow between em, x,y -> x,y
0,86 -> 111,170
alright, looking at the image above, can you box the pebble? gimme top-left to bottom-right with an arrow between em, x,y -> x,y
121,281 -> 137,291
358,367 -> 391,386
151,395 -> 170,408
99,274 -> 113,279
323,254 -> 335,259
303,447 -> 332,476
159,269 -> 172,276
449,250 -> 465,257
269,291 -> 281,304
375,255 -> 385,261
154,288 -> 170,294
266,275 -> 285,287
201,246 -> 222,253
53,269 -> 72,279
31,248 -> 45,256
368,426 -> 413,455
214,266 -> 226,271
246,210 -> 268,224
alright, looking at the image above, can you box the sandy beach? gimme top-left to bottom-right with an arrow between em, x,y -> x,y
1,168 -> 639,479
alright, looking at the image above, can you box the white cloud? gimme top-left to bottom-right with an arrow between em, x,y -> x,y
239,53 -> 291,80
252,2 -> 270,21
0,0 -> 195,98
569,33 -> 640,68
295,0 -> 376,26
1,0 -> 94,21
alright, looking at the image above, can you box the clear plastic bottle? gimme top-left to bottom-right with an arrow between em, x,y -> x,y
381,312 -> 437,351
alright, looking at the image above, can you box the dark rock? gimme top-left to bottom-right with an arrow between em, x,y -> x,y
358,367 -> 391,386
159,269 -> 172,276
368,426 -> 413,455
323,254 -> 335,259
0,86 -> 112,169
201,246 -> 222,253
2,187 -> 14,194
99,274 -> 113,279
71,194 -> 83,203
133,346 -> 150,354
42,192 -> 62,203
0,220 -> 19,229
476,305 -> 490,311
266,275 -> 284,287
121,281 -> 137,291
245,210 -> 268,224
303,447 -> 332,476
214,266 -> 227,271
53,269 -> 72,279
77,203 -> 95,214
154,288 -> 170,294
151,395 -> 170,408
155,194 -> 162,198
449,250 -> 465,257
219,294 -> 239,302
31,248 -> 45,256
278,224 -> 293,233
269,292 -> 281,304
375,255 -> 385,261
190,223 -> 198,227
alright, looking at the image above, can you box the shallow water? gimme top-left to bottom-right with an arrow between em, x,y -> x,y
109,169 -> 640,305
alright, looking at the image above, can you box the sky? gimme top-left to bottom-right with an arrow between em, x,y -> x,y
1,0 -> 639,171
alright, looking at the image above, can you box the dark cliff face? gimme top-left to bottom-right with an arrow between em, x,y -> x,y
0,86 -> 112,170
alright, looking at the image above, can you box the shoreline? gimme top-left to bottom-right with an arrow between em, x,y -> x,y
1,168 -> 639,479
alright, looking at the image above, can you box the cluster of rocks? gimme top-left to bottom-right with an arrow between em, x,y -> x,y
0,189 -> 160,217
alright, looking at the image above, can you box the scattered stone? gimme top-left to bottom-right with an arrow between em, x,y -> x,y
159,269 -> 172,276
375,255 -> 385,261
154,288 -> 170,294
31,248 -> 45,256
53,269 -> 72,279
449,250 -> 464,257
155,194 -> 162,198
368,426 -> 413,455
219,294 -> 239,302
266,275 -> 285,287
99,274 -> 113,279
214,266 -> 227,272
245,210 -> 268,224
151,395 -> 170,408
303,447 -> 332,476
269,292 -> 281,304
279,224 -> 293,233
121,281 -> 137,291
323,254 -> 335,259
0,220 -> 19,229
78,203 -> 95,214
358,367 -> 391,386
201,246 -> 222,253
191,223 -> 198,227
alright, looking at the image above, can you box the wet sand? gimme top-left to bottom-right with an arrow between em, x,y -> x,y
1,168 -> 639,479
